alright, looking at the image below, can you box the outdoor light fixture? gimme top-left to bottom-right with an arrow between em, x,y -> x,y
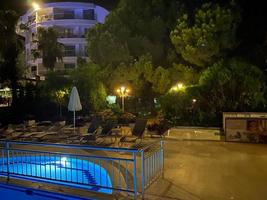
106,95 -> 116,104
32,2 -> 40,10
192,99 -> 197,103
55,157 -> 68,167
116,86 -> 130,112
61,157 -> 68,163
177,83 -> 184,89
170,82 -> 185,92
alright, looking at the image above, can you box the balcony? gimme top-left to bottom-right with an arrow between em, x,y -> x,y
58,33 -> 84,39
53,14 -> 96,21
54,13 -> 75,20
63,45 -> 76,57
27,15 -> 97,27
27,12 -> 96,25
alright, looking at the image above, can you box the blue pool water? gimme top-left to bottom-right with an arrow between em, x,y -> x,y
0,183 -> 92,200
0,156 -> 112,194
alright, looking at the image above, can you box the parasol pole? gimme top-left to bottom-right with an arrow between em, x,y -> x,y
73,109 -> 76,133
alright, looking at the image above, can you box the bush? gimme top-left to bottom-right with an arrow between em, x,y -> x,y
97,109 -> 118,123
160,87 -> 199,126
147,119 -> 170,134
118,112 -> 136,124
108,104 -> 123,115
97,108 -> 136,125
160,58 -> 266,127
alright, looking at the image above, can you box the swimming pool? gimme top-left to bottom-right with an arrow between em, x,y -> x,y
0,156 -> 112,194
0,182 -> 92,200
0,140 -> 164,199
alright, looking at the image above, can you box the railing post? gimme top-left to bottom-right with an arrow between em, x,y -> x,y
160,140 -> 164,178
133,152 -> 138,199
5,140 -> 10,181
141,150 -> 145,199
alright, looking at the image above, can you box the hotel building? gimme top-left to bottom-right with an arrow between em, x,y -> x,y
17,2 -> 109,79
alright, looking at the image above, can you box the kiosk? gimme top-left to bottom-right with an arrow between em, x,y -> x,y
223,112 -> 267,143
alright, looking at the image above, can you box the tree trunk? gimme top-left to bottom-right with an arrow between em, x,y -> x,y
11,79 -> 18,108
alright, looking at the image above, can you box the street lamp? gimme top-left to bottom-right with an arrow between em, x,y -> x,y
116,86 -> 130,112
170,82 -> 185,92
177,83 -> 184,90
32,2 -> 40,10
191,98 -> 197,124
55,89 -> 68,117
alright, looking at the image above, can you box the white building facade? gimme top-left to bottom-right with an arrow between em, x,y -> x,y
18,2 -> 109,78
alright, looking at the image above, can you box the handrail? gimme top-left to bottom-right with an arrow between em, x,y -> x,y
139,140 -> 163,151
0,148 -> 134,162
0,139 -> 140,153
0,139 -> 164,199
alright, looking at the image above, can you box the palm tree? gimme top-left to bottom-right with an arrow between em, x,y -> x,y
33,27 -> 63,71
0,10 -> 23,108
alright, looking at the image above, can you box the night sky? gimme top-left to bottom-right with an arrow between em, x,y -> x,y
235,0 -> 267,70
0,0 -> 119,12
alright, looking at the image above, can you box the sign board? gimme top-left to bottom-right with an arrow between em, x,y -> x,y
106,95 -> 116,104
223,112 -> 267,143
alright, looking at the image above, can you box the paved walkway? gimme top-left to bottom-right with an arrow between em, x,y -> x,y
146,138 -> 267,200
167,127 -> 221,141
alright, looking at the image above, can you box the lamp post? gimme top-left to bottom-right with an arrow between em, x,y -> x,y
191,98 -> 197,124
55,89 -> 67,117
116,86 -> 130,112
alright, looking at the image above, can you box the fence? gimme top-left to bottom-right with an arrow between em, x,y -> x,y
0,140 -> 164,199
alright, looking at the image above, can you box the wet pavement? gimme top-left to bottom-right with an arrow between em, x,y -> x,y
146,137 -> 267,200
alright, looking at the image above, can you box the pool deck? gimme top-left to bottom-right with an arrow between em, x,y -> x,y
143,129 -> 267,200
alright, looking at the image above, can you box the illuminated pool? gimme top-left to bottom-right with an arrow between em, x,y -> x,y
0,182 -> 94,200
0,156 -> 112,194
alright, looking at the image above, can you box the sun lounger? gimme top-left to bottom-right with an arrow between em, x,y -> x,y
118,119 -> 147,146
90,120 -> 118,145
69,120 -> 116,145
67,119 -> 101,143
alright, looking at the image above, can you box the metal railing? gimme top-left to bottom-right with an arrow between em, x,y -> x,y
27,13 -> 97,24
0,140 -> 164,199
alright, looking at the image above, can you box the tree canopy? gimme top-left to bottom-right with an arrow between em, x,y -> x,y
85,0 -> 267,121
34,27 -> 63,71
0,10 -> 23,107
199,58 -> 265,112
170,3 -> 240,68
87,0 -> 185,67
70,62 -> 107,111
1,0 -> 266,126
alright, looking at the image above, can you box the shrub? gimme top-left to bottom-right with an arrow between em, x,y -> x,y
147,119 -> 170,134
